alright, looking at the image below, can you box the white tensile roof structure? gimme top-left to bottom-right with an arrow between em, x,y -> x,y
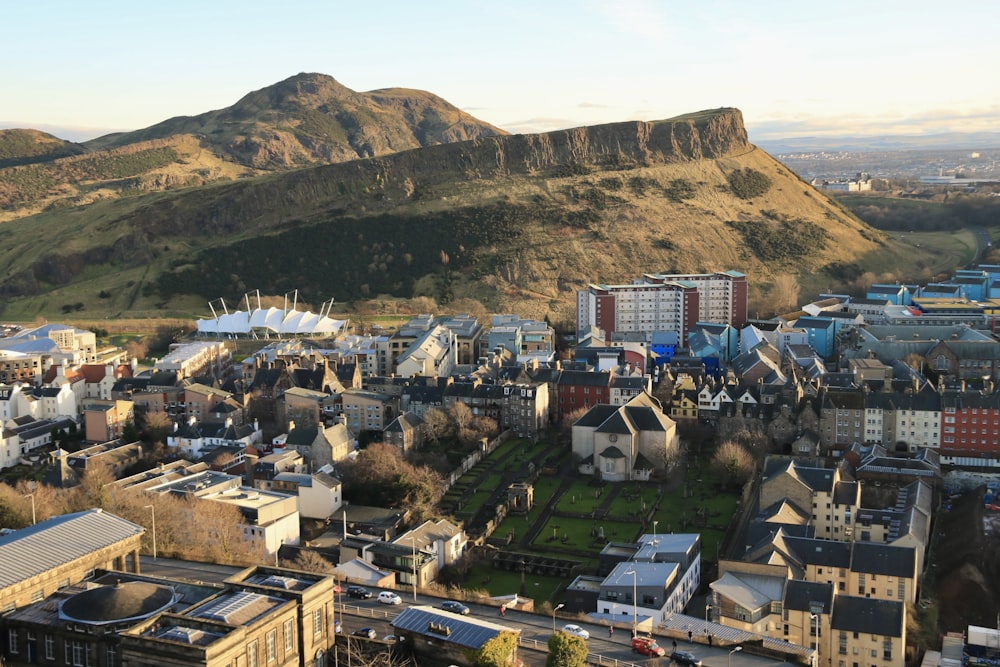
196,291 -> 346,338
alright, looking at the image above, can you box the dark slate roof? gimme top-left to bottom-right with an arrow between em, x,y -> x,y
796,317 -> 835,330
391,605 -> 516,648
596,412 -> 635,436
558,370 -> 612,386
292,368 -> 327,390
249,368 -> 283,390
743,523 -> 814,555
612,376 -> 648,389
868,286 -> 905,295
850,542 -> 916,578
600,445 -> 626,459
286,427 -> 319,447
783,537 -> 852,568
833,481 -> 859,505
148,370 -> 179,387
113,377 -> 150,392
831,596 -> 904,637
795,467 -> 836,493
573,405 -> 619,427
626,406 -> 667,432
783,580 -> 834,614
404,385 -> 444,403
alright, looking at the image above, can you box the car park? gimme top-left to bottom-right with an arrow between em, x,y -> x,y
561,624 -> 590,639
352,627 -> 377,639
440,600 -> 470,615
670,650 -> 702,666
631,636 -> 665,657
377,591 -> 403,605
346,585 -> 372,599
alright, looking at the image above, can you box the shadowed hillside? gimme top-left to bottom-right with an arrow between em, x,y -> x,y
0,107 -> 900,323
0,73 -> 506,222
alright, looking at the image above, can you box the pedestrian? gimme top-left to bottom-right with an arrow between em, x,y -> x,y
499,605 -> 505,617
672,639 -> 678,650
609,626 -> 614,637
688,630 -> 693,643
708,634 -> 713,647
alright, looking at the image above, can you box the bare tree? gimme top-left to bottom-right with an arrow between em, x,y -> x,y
423,407 -> 453,442
770,274 -> 801,313
449,402 -> 474,432
142,410 -> 173,444
292,549 -> 337,574
558,406 -> 591,443
711,440 -> 755,488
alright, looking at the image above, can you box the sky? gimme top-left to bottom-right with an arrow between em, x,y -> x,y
2,0 -> 998,143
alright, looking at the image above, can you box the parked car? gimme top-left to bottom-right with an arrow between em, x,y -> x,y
670,650 -> 702,667
440,600 -> 470,615
631,636 -> 665,657
561,624 -> 590,639
346,585 -> 372,599
352,627 -> 377,639
377,591 -> 403,605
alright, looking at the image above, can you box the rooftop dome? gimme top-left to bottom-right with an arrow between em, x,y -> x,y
59,581 -> 177,625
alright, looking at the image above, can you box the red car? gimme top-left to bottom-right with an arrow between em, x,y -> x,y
631,636 -> 666,657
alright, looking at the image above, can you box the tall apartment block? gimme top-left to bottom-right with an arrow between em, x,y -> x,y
576,271 -> 748,340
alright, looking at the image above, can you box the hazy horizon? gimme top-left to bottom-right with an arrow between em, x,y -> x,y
3,1 -> 997,145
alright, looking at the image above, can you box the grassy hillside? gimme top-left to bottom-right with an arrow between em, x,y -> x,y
0,108 -> 959,324
0,73 -> 505,223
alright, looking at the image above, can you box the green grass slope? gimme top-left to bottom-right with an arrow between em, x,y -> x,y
0,109 -> 942,323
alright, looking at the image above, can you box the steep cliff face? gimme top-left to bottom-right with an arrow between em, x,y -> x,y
77,108 -> 752,243
0,106 -> 881,323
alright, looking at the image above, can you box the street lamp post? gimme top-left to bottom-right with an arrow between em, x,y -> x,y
624,569 -> 637,637
729,646 -> 743,667
143,504 -> 156,559
652,520 -> 658,544
23,493 -> 35,525
552,603 -> 564,634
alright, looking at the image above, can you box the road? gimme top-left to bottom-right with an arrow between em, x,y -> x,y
133,563 -> 790,667
338,592 -> 790,667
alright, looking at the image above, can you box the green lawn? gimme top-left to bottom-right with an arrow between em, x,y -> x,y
554,479 -> 605,513
606,484 -> 661,518
459,490 -> 495,516
533,515 -> 638,550
463,562 -> 565,605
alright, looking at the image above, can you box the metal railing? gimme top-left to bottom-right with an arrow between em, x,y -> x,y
516,637 -> 643,667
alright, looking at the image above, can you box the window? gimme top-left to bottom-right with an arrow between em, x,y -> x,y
8,628 -> 18,654
839,632 -> 848,655
31,589 -> 44,602
266,629 -> 277,663
284,619 -> 295,652
71,641 -> 85,667
247,639 -> 260,667
313,608 -> 324,638
883,638 -> 892,660
107,645 -> 117,667
45,634 -> 54,660
898,580 -> 905,599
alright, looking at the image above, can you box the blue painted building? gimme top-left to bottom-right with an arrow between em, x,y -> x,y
867,284 -> 911,306
794,316 -> 837,359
